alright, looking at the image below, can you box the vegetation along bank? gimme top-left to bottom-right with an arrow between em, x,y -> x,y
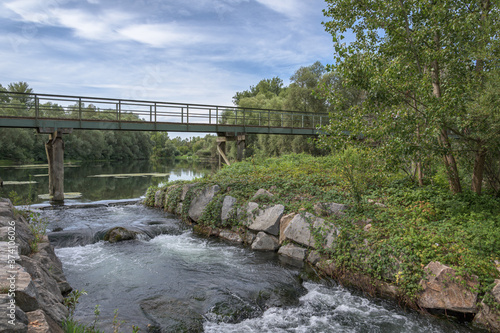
145,153 -> 500,332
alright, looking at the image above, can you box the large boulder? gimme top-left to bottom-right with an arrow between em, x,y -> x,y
31,243 -> 71,295
104,227 -> 137,243
282,213 -> 336,248
188,185 -> 220,222
0,295 -> 28,332
20,256 -> 68,324
246,204 -> 284,236
418,261 -> 479,313
6,264 -> 40,312
251,232 -> 279,251
220,196 -> 237,224
278,244 -> 306,261
474,279 -> 500,331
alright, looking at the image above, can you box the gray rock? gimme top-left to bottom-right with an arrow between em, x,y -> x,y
188,185 -> 220,222
278,244 -> 306,261
140,296 -> 204,333
31,243 -> 71,295
1,264 -> 40,312
247,204 -> 284,236
418,261 -> 479,313
221,196 -> 237,223
282,213 -> 319,248
474,279 -> 500,331
104,227 -> 137,243
181,183 -> 198,201
20,256 -> 68,324
219,230 -> 243,243
0,295 -> 28,332
0,241 -> 20,263
313,202 -> 348,217
251,189 -> 274,200
154,189 -> 164,208
279,213 -> 295,244
0,199 -> 15,219
251,232 -> 279,251
306,250 -> 322,265
244,231 -> 256,245
282,213 -> 338,249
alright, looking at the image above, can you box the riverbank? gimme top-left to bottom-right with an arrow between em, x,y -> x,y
146,153 -> 500,332
0,198 -> 71,332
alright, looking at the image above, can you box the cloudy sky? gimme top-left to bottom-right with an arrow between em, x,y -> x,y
0,0 -> 334,107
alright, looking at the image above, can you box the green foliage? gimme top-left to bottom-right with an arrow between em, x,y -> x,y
64,289 -> 88,319
26,210 -> 49,253
321,0 -> 500,194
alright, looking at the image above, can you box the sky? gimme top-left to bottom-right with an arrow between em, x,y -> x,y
0,0 -> 335,105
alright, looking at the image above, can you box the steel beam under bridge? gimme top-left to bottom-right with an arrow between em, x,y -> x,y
0,92 -> 327,135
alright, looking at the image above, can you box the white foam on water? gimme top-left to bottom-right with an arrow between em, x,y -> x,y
204,282 -> 454,333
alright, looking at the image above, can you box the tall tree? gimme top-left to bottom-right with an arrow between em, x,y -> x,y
322,0 -> 500,194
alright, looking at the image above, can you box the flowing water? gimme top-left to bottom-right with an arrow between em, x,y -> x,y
3,160 -> 482,332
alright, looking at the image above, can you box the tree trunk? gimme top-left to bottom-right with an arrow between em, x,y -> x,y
471,146 -> 487,195
438,129 -> 462,194
431,31 -> 461,194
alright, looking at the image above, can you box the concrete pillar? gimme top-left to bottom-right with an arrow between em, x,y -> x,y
237,134 -> 246,162
45,132 -> 64,202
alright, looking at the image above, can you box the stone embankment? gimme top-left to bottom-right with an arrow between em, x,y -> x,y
0,198 -> 71,332
151,183 -> 500,332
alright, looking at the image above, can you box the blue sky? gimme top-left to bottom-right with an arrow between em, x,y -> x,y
1,0 -> 334,108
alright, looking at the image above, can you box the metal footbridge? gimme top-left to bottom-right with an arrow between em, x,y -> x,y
0,92 -> 327,135
0,91 -> 328,202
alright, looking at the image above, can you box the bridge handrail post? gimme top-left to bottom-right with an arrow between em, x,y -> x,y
35,95 -> 39,119
187,105 -> 189,125
181,107 -> 184,123
302,114 -> 304,128
216,106 -> 219,131
259,112 -> 261,126
268,110 -> 270,131
235,109 -> 238,125
209,108 -> 212,124
150,105 -> 152,122
78,98 -> 82,121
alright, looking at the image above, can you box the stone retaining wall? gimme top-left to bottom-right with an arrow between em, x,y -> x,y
152,183 -> 500,332
0,198 -> 71,332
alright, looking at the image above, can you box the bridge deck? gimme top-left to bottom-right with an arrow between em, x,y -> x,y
0,92 -> 327,135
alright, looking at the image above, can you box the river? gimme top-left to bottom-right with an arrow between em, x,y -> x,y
1,160 -> 482,332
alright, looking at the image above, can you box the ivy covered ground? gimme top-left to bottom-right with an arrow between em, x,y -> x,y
147,153 -> 500,305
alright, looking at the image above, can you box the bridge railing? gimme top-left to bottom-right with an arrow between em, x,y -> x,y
0,91 -> 329,131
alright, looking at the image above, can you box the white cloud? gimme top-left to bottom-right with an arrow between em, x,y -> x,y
118,23 -> 207,47
254,0 -> 305,18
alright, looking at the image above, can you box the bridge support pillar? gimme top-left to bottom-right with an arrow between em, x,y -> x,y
46,132 -> 65,202
39,128 -> 72,203
217,133 -> 246,167
236,134 -> 246,162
